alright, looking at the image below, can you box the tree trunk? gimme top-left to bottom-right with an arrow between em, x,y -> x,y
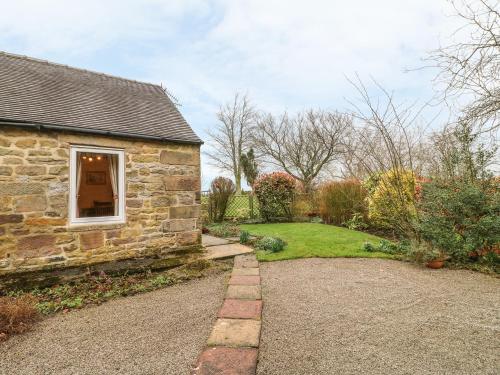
235,173 -> 242,194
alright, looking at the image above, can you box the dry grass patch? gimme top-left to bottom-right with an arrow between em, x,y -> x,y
0,295 -> 40,341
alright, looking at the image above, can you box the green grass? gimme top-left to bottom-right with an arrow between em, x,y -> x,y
241,222 -> 393,261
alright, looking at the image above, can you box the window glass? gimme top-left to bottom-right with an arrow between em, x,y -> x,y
70,147 -> 124,225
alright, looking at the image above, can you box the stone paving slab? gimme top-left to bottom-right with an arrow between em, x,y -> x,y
191,347 -> 258,375
226,285 -> 262,300
203,243 -> 254,260
218,299 -> 263,320
232,267 -> 260,276
207,319 -> 261,348
235,254 -> 257,263
229,275 -> 261,286
202,235 -> 230,247
235,260 -> 259,268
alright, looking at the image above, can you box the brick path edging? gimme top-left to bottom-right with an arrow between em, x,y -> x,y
191,254 -> 262,375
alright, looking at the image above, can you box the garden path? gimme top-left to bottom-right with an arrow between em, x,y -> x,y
202,234 -> 254,260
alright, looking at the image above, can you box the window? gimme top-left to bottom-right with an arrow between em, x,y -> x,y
69,145 -> 125,225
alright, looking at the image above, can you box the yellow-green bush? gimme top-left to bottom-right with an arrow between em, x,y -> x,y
365,169 -> 417,233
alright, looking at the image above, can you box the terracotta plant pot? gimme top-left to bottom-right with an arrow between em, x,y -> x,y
426,259 -> 444,269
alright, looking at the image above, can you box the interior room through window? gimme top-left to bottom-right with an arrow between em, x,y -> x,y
75,151 -> 119,218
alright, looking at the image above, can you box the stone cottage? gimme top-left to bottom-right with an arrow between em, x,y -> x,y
0,52 -> 203,287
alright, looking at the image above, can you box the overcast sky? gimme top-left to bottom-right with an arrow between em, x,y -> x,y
0,0 -> 463,187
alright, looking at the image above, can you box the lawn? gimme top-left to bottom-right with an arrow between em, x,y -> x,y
241,222 -> 392,261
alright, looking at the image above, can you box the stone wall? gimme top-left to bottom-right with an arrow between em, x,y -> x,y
0,126 -> 202,280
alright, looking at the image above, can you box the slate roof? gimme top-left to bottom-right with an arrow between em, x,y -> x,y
0,51 -> 202,144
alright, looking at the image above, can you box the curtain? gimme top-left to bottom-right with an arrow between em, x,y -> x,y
109,155 -> 119,216
76,154 -> 83,217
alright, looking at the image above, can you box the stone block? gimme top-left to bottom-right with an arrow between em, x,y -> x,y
131,154 -> 158,163
26,157 -> 65,165
2,157 -> 23,164
207,318 -> 261,347
0,214 -> 23,225
151,196 -> 176,208
15,139 -> 37,148
0,183 -> 44,196
39,139 -> 58,147
218,299 -> 263,320
160,150 -> 198,166
226,285 -> 262,300
14,195 -> 47,212
15,165 -> 46,176
79,232 -> 104,250
126,199 -> 143,208
177,192 -> 195,205
48,165 -> 68,175
169,205 -> 200,219
56,149 -> 68,157
17,234 -> 58,258
176,230 -> 200,246
229,275 -> 261,286
25,217 -> 66,226
0,166 -> 12,176
0,137 -> 10,147
105,230 -> 121,239
28,150 -> 52,156
192,347 -> 258,375
0,147 -> 23,157
162,176 -> 200,191
163,219 -> 197,232
127,183 -> 145,193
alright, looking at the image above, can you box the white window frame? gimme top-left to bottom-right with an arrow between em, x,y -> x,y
69,145 -> 126,226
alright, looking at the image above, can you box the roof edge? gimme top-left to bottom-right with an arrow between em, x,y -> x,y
0,119 -> 204,145
0,51 -> 163,89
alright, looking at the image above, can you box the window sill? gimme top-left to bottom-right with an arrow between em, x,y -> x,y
68,221 -> 126,232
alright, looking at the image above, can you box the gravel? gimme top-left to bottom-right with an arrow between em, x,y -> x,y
257,258 -> 500,375
0,273 -> 227,375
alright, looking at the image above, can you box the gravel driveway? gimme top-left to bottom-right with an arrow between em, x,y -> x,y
258,258 -> 499,375
0,273 -> 227,375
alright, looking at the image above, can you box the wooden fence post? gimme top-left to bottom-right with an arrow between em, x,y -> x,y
249,194 -> 254,219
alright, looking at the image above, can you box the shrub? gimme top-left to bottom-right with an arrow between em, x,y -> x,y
292,192 -> 318,218
240,230 -> 250,244
318,180 -> 367,226
343,212 -> 368,231
207,223 -> 240,238
363,242 -> 376,252
0,295 -> 39,340
365,169 -> 417,234
362,239 -> 410,255
417,179 -> 500,262
255,237 -> 286,252
208,177 -> 236,222
254,172 -> 296,221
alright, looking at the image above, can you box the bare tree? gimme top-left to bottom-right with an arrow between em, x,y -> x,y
343,77 -> 429,176
205,93 -> 255,193
343,76 -> 430,235
428,0 -> 499,133
250,110 -> 350,192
